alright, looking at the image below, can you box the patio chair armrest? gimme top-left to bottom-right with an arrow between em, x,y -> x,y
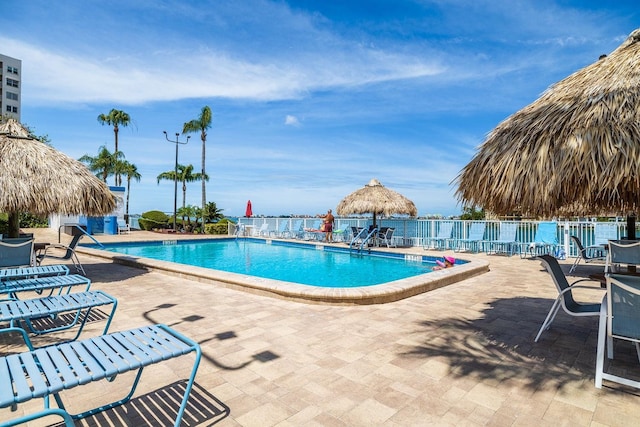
568,278 -> 604,288
0,326 -> 35,351
41,244 -> 74,256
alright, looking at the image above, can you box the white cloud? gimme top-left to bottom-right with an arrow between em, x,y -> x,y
1,36 -> 444,106
284,115 -> 300,126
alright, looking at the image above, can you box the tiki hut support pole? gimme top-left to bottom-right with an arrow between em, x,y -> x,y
7,212 -> 20,238
627,213 -> 636,240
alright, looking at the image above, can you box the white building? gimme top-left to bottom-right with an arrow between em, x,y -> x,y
0,54 -> 21,122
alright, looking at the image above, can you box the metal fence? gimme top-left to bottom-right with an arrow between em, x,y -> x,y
234,217 -> 628,259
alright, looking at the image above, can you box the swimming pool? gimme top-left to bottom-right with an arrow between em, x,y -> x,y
78,237 -> 489,304
92,238 -> 445,288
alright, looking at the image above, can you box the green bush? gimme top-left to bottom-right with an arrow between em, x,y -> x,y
205,223 -> 229,235
20,213 -> 48,228
138,210 -> 170,231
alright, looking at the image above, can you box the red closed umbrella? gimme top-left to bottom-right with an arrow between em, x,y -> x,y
245,200 -> 253,217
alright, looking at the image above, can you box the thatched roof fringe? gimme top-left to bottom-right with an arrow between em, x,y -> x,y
455,28 -> 640,217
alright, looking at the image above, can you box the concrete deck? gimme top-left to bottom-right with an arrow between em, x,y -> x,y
2,228 -> 640,426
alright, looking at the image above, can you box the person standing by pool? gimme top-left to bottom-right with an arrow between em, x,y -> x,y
321,209 -> 335,242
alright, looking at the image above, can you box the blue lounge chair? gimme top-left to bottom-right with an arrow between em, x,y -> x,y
0,324 -> 201,427
117,218 -> 131,234
0,238 -> 34,268
271,220 -> 289,238
0,264 -> 69,281
252,223 -> 270,237
424,221 -> 454,250
0,274 -> 91,299
333,223 -> 352,243
520,221 -> 559,258
303,220 -> 324,241
286,219 -> 304,239
0,290 -> 117,344
594,222 -> 619,245
484,222 -> 519,256
452,222 -> 486,253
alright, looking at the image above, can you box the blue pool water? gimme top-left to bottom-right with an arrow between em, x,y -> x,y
93,238 -> 446,288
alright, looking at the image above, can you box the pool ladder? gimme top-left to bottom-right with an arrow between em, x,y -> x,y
349,227 -> 378,254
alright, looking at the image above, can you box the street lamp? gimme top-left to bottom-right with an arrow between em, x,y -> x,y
163,131 -> 190,231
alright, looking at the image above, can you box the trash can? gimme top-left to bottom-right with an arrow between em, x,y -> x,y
103,216 -> 118,235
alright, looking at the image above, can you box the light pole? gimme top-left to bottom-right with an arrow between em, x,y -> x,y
163,131 -> 190,231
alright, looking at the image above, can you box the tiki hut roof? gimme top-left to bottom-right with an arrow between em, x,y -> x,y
455,28 -> 640,217
0,119 -> 116,216
337,179 -> 417,226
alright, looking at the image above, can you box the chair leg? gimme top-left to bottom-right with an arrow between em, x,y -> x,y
595,304 -> 608,388
535,298 -> 562,342
569,257 -> 581,274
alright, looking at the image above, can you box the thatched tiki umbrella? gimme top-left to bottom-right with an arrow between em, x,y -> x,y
0,119 -> 116,237
455,28 -> 640,237
336,178 -> 417,228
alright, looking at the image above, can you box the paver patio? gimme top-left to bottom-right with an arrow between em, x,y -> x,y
2,228 -> 640,426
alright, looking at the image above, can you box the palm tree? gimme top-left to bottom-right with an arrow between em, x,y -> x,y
79,146 -> 124,183
203,202 -> 224,223
98,109 -> 131,185
177,204 -> 204,233
121,161 -> 141,221
183,106 -> 212,232
156,164 -> 209,210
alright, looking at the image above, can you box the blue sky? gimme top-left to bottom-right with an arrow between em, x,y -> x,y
1,1 -> 638,218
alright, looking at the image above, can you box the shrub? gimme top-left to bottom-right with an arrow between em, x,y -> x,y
138,210 -> 170,231
20,212 -> 48,228
205,223 -> 229,235
204,218 -> 235,235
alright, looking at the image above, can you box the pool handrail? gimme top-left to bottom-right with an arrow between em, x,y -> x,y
350,227 -> 379,253
57,224 -> 104,249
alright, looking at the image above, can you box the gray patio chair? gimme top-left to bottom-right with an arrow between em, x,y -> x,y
569,235 -> 607,273
605,240 -> 640,274
595,274 -> 640,389
36,234 -> 85,275
535,255 -> 603,342
377,227 -> 396,248
0,238 -> 34,268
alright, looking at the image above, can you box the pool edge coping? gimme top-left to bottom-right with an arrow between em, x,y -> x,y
76,242 -> 490,305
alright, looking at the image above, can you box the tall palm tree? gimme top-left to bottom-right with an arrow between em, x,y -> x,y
79,146 -> 123,183
97,109 -> 131,185
156,164 -> 209,210
183,106 -> 212,232
121,161 -> 141,220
